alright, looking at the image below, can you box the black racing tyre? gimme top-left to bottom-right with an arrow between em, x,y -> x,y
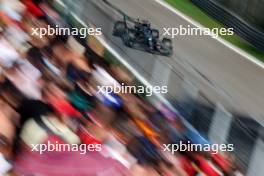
162,38 -> 172,49
123,30 -> 135,47
152,29 -> 159,39
113,21 -> 126,36
161,38 -> 173,56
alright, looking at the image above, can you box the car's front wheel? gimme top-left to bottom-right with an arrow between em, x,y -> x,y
161,38 -> 173,56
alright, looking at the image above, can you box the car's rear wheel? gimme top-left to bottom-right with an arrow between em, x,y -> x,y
113,21 -> 126,36
123,30 -> 135,47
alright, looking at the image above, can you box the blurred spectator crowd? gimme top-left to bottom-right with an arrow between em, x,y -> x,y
0,0 -> 244,175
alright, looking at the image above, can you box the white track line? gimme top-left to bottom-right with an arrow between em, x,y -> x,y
55,0 -> 66,8
155,0 -> 264,69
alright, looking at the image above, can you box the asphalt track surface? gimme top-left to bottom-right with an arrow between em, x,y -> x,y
72,0 -> 264,124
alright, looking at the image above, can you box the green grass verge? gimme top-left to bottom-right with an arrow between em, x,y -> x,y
165,0 -> 264,62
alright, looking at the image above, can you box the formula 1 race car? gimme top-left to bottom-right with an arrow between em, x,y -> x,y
103,0 -> 173,57
113,18 -> 172,56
